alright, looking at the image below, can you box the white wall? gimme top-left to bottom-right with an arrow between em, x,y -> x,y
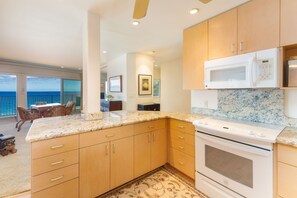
126,53 -> 155,111
161,58 -> 191,113
191,90 -> 218,109
285,90 -> 297,118
106,54 -> 127,102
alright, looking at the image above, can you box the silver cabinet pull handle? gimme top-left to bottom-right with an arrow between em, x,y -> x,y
50,144 -> 64,149
178,125 -> 185,129
178,161 -> 184,166
51,160 -> 64,166
231,43 -> 236,53
239,42 -> 244,51
148,126 -> 154,129
50,175 -> 64,182
178,136 -> 184,140
106,134 -> 115,138
105,145 -> 109,156
178,146 -> 184,150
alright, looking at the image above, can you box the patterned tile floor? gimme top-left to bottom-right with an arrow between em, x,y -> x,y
99,168 -> 207,198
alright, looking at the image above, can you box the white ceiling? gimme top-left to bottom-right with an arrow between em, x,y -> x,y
0,0 -> 249,69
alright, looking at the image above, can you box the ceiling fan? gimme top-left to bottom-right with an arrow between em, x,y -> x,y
133,0 -> 212,19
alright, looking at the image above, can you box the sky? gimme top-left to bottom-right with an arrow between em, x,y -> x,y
0,75 -> 80,92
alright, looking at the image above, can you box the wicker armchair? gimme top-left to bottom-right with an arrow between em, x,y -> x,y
43,105 -> 67,117
65,101 -> 75,115
16,107 -> 41,131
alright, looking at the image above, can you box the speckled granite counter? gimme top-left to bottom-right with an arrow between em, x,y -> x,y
26,111 -> 204,142
277,127 -> 297,147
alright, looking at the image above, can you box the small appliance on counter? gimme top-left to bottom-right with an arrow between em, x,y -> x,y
284,59 -> 297,87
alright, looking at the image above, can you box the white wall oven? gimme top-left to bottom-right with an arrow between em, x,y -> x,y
193,118 -> 284,198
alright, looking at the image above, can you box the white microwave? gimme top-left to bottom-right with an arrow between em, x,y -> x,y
204,48 -> 280,89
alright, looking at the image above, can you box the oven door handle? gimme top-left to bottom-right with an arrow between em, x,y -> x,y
196,133 -> 271,157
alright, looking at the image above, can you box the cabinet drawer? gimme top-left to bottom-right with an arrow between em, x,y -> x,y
170,139 -> 194,157
31,135 -> 79,159
170,129 -> 194,146
278,144 -> 297,167
278,162 -> 297,198
31,164 -> 78,193
134,119 -> 166,135
32,178 -> 78,198
80,125 -> 134,148
32,150 -> 78,176
169,148 -> 195,179
170,119 -> 194,135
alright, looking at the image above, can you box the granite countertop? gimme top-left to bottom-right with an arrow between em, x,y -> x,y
26,111 -> 204,142
277,127 -> 297,147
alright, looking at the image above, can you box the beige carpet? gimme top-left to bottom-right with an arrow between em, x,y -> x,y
0,118 -> 31,198
100,168 -> 207,198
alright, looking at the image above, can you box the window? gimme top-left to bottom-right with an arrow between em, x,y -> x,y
0,74 -> 16,117
153,80 -> 160,97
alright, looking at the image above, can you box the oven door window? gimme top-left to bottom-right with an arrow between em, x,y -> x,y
205,145 -> 253,188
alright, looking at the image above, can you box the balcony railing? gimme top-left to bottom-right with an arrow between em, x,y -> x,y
0,92 -> 81,118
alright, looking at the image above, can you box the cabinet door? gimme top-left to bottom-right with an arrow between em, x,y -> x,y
280,0 -> 297,46
110,136 -> 134,189
208,9 -> 237,59
238,0 -> 280,54
134,132 -> 151,178
151,129 -> 167,170
183,21 -> 208,90
80,143 -> 110,198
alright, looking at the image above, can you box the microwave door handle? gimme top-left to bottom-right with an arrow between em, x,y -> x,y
250,57 -> 256,87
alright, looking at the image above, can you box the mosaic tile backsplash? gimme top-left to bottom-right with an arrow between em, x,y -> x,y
192,89 -> 297,127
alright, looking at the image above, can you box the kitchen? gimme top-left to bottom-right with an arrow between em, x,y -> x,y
1,0 -> 297,198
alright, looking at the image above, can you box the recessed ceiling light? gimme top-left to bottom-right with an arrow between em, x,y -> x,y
61,66 -> 64,69
190,8 -> 199,15
154,64 -> 158,67
102,50 -> 107,54
132,21 -> 140,26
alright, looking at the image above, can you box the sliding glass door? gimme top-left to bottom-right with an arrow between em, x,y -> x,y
26,76 -> 61,108
0,74 -> 17,117
62,79 -> 81,110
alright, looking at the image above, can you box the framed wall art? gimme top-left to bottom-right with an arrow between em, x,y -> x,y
138,74 -> 152,95
109,75 -> 122,92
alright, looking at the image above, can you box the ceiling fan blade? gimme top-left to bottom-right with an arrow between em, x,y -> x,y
133,0 -> 150,19
199,0 -> 212,3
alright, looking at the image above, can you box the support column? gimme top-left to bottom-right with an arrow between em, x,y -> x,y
82,11 -> 102,120
17,74 -> 26,108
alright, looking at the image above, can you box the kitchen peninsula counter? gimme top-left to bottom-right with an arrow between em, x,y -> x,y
26,111 -> 204,142
277,127 -> 297,148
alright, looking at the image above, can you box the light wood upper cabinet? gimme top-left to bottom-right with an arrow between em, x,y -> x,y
280,0 -> 297,46
208,9 -> 238,60
183,21 -> 208,90
110,137 -> 134,189
80,143 -> 110,198
237,0 -> 280,54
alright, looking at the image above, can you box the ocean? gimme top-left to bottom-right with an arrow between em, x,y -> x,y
0,91 -> 80,117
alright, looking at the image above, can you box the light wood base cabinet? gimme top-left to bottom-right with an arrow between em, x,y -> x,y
134,120 -> 167,178
169,119 -> 195,179
30,135 -> 79,198
80,142 -> 110,198
277,144 -> 297,198
80,136 -> 134,198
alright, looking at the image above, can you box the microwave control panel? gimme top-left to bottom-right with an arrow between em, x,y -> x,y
256,58 -> 274,81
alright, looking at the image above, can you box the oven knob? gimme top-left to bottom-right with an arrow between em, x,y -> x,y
259,133 -> 266,138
